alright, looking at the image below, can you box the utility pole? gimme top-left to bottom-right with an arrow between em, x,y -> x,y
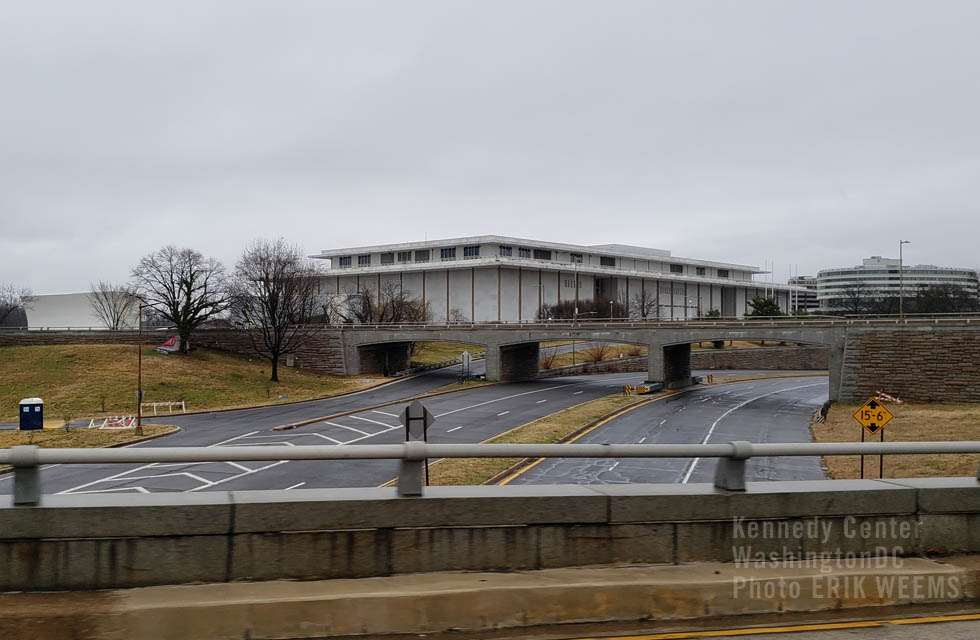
899,240 -> 911,321
136,304 -> 145,436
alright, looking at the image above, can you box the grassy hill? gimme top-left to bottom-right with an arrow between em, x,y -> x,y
0,344 -> 388,423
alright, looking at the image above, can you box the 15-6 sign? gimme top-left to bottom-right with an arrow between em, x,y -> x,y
852,398 -> 894,435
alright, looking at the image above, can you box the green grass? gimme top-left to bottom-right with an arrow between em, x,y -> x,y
0,344 -> 389,422
411,341 -> 484,366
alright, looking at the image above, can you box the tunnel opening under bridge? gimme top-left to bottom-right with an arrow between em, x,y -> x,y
649,338 -> 833,391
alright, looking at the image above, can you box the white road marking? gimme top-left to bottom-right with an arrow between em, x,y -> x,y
638,436 -> 647,443
349,414 -> 397,429
681,382 -> 825,484
323,421 -> 370,436
49,375 -> 640,495
284,482 -> 306,490
497,411 -> 510,416
536,399 -> 548,404
447,426 -> 463,433
186,461 -> 289,492
433,375 -> 639,419
372,410 -> 398,417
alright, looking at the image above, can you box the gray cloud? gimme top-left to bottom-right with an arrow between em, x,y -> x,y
2,0 -> 978,292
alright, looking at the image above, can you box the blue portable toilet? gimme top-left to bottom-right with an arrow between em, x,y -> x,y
19,398 -> 43,431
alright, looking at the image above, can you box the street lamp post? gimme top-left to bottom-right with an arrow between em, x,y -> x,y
136,304 -> 146,436
899,240 -> 911,322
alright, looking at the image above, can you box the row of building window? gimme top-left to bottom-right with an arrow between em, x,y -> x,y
337,249 -> 730,279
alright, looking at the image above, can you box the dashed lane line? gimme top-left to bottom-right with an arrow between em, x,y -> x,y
680,382 -> 825,484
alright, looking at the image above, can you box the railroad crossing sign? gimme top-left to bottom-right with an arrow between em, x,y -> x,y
852,398 -> 894,435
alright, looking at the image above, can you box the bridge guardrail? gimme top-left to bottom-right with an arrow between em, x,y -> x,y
5,440 -> 980,506
5,313 -> 980,332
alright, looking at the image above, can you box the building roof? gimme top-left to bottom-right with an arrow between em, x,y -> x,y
311,235 -> 764,273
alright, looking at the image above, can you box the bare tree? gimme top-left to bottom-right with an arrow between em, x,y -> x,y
132,246 -> 229,354
630,290 -> 658,319
835,283 -> 868,315
0,284 -> 32,326
229,239 -> 324,382
88,281 -> 140,329
332,281 -> 431,325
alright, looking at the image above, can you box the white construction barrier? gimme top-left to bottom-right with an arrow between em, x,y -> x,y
88,416 -> 136,429
140,401 -> 186,415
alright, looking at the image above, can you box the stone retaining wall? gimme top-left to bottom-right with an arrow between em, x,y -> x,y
840,327 -> 980,402
690,345 -> 829,371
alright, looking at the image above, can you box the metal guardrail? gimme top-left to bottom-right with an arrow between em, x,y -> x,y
5,440 -> 980,505
4,313 -> 980,332
392,352 -> 487,378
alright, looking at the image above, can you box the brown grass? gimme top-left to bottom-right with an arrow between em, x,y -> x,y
411,341 -> 483,366
812,402 -> 980,478
547,343 -> 648,368
0,424 -> 178,474
426,394 -> 652,486
0,424 -> 176,449
0,344 -> 389,422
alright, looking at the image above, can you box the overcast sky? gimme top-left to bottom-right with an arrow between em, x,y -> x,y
2,0 -> 979,293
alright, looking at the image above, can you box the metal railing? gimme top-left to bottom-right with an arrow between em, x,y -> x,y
5,440 -> 980,506
5,313 -> 980,333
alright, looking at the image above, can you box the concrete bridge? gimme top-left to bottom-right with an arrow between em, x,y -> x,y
6,316 -> 980,402
336,316 -> 980,402
343,320 -> 845,393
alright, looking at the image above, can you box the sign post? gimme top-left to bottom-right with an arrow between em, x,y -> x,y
852,398 -> 894,479
461,350 -> 471,382
398,400 -> 435,495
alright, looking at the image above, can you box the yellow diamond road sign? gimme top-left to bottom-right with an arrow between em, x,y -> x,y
853,398 -> 894,435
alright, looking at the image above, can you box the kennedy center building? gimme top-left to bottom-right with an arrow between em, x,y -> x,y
311,236 -> 799,322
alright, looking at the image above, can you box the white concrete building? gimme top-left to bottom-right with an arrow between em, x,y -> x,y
312,236 -> 802,322
788,276 -> 819,312
817,257 -> 980,310
25,292 -> 139,329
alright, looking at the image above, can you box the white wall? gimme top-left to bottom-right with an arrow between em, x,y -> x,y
26,292 -> 137,329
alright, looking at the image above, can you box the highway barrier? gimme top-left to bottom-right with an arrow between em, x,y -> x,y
5,440 -> 980,505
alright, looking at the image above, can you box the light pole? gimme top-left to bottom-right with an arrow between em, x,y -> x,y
899,240 -> 911,321
136,303 -> 146,436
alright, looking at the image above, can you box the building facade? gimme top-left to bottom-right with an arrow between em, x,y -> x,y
788,276 -> 819,312
816,257 -> 980,310
312,236 -> 801,322
24,292 -> 140,329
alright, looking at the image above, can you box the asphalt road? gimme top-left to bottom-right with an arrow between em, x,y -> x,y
508,375 -> 829,485
0,369 -> 652,495
698,619 -> 980,639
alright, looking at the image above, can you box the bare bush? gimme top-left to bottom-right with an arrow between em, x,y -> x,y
539,346 -> 559,369
579,343 -> 613,363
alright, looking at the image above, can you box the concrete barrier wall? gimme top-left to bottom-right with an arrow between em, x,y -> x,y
3,478 -> 979,591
